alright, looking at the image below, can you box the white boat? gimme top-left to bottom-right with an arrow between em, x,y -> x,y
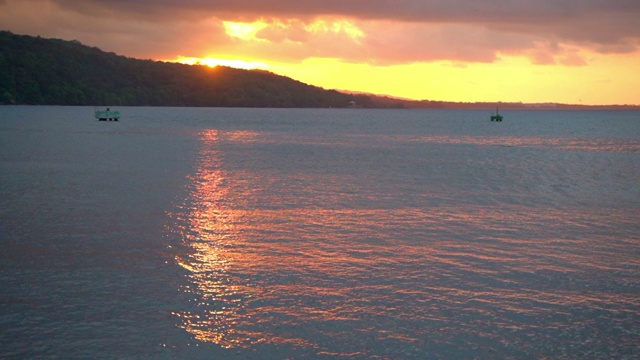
95,107 -> 120,121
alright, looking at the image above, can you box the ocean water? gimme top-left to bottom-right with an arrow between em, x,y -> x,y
1,106 -> 639,359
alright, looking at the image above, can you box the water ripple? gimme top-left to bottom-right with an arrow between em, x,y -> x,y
164,115 -> 640,358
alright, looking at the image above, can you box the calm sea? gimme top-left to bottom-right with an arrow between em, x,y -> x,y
1,106 -> 639,359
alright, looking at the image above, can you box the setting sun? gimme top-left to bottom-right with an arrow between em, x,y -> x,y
168,56 -> 269,70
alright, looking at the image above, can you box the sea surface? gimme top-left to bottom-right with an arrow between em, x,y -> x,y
1,106 -> 639,359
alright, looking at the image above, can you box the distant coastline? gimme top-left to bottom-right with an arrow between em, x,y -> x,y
368,97 -> 640,110
342,91 -> 640,110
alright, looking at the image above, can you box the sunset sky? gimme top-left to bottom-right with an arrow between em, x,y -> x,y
2,0 -> 639,105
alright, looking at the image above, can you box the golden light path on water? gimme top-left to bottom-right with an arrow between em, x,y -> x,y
169,129 -> 252,347
165,122 -> 640,357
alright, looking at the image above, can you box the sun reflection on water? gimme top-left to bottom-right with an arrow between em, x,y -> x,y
168,129 -> 253,348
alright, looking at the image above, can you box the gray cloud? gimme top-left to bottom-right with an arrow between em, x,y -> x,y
49,0 -> 640,40
2,0 -> 639,63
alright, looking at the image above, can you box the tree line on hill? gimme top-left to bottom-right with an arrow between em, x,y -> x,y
0,31 -> 376,108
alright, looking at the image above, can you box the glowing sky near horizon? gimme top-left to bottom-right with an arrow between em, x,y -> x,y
1,0 -> 639,105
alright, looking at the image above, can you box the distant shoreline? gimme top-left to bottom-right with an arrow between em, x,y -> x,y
350,94 -> 640,110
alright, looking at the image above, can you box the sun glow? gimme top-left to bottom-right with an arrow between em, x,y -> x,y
264,49 -> 640,105
168,56 -> 269,70
223,20 -> 268,41
164,50 -> 640,104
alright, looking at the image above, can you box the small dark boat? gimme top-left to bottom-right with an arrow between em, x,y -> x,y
490,107 -> 503,122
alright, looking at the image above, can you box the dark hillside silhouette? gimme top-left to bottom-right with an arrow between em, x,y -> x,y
0,31 -> 373,107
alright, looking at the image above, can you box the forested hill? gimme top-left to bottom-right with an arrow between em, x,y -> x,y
0,31 -> 375,107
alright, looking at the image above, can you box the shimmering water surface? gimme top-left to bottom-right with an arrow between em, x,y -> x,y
1,106 -> 639,359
